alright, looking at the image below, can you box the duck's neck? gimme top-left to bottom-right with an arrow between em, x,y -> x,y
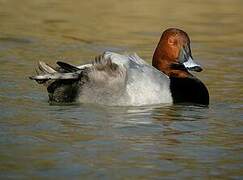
152,56 -> 191,78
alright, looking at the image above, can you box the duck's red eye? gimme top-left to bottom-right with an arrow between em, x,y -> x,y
168,37 -> 177,46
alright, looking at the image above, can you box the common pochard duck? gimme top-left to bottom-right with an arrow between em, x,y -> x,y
30,28 -> 209,106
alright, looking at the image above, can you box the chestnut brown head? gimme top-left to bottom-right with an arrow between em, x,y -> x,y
152,28 -> 202,78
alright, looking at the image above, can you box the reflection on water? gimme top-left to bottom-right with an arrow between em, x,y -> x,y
0,0 -> 243,179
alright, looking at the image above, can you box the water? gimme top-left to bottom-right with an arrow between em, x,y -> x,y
0,0 -> 243,179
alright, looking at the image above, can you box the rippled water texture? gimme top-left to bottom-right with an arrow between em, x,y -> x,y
0,0 -> 243,179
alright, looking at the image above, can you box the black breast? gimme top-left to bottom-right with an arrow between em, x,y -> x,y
170,76 -> 209,105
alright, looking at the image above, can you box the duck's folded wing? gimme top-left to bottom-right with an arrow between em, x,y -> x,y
84,53 -> 127,88
29,52 -> 127,88
102,51 -> 148,67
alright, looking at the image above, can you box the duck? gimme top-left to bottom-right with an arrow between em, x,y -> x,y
30,28 -> 209,106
